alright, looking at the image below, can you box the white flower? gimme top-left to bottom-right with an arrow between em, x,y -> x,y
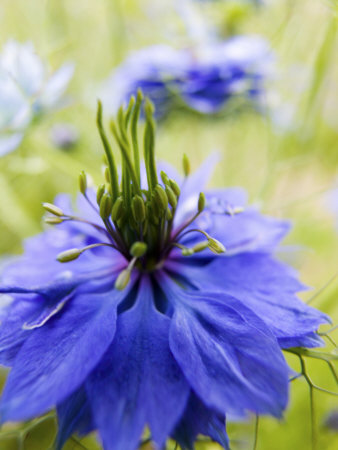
0,40 -> 74,156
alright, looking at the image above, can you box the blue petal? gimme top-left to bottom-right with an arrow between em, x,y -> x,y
1,225 -> 125,289
160,275 -> 289,417
0,287 -> 132,422
174,153 -> 220,227
166,253 -> 330,347
56,386 -> 94,450
86,276 -> 189,450
279,332 -> 325,349
0,295 -> 40,365
172,392 -> 229,450
0,276 -> 79,330
193,208 -> 291,255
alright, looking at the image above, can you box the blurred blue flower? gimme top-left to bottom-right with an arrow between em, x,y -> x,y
0,40 -> 74,156
180,35 -> 272,113
50,123 -> 79,150
101,35 -> 272,118
100,45 -> 187,118
0,100 -> 328,449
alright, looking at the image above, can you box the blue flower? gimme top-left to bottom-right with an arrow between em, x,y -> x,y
179,35 -> 272,114
100,35 -> 272,118
0,96 -> 329,449
100,45 -> 187,119
0,40 -> 74,156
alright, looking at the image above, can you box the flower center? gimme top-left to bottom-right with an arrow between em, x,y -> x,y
43,91 -> 226,289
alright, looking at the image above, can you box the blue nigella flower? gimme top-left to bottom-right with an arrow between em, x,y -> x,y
0,94 -> 329,449
100,45 -> 187,119
100,35 -> 272,118
0,40 -> 74,156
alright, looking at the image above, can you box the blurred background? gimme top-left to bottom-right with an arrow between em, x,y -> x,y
0,0 -> 337,449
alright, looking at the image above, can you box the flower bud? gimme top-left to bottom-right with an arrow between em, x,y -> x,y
42,202 -> 64,217
57,248 -> 82,263
130,242 -> 147,258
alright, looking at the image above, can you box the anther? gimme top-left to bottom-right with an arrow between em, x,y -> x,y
96,184 -> 105,205
44,216 -> 64,225
99,193 -> 113,220
198,192 -> 206,213
165,185 -> 177,208
183,153 -> 190,177
169,179 -> 180,197
57,248 -> 82,263
154,185 -> 168,212
111,196 -> 125,222
132,195 -> 146,223
79,171 -> 88,195
42,202 -> 64,217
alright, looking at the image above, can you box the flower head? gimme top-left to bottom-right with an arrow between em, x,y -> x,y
0,40 -> 74,156
101,35 -> 272,118
0,94 -> 329,449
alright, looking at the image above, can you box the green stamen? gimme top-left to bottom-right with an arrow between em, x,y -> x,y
56,94 -> 226,282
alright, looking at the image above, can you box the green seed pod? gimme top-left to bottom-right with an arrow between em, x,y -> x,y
169,179 -> 180,197
115,269 -> 131,291
132,195 -> 146,223
165,185 -> 177,208
57,248 -> 82,263
100,193 -> 113,220
183,153 -> 190,177
130,241 -> 147,258
96,184 -> 106,205
79,171 -> 87,195
154,184 -> 168,211
198,192 -> 206,213
111,196 -> 124,222
42,202 -> 64,217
